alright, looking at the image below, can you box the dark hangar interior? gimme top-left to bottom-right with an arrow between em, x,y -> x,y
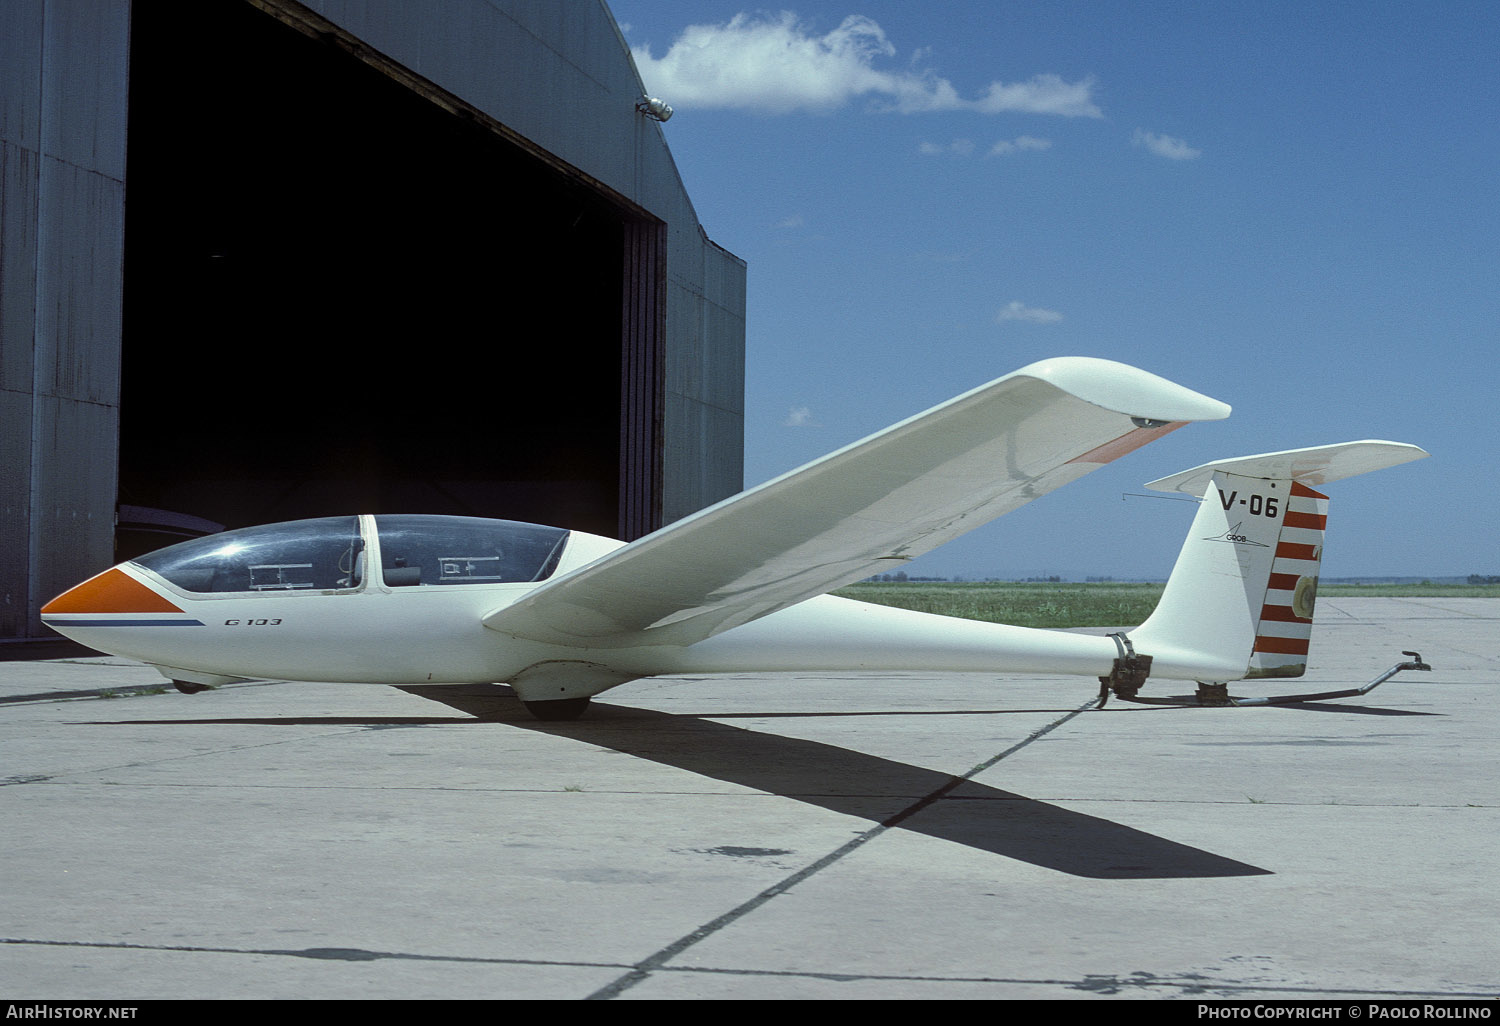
120,3 -> 629,556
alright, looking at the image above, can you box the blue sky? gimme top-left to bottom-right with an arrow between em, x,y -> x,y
610,1 -> 1498,580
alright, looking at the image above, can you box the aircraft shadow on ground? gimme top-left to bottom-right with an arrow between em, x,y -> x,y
397,685 -> 1273,881
83,682 -> 1272,880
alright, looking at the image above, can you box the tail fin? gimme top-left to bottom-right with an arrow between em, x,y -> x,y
1130,441 -> 1427,683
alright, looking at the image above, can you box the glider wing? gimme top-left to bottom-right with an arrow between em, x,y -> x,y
482,357 -> 1230,648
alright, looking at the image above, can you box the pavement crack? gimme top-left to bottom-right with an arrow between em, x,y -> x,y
5,938 -> 1494,999
585,698 -> 1097,1000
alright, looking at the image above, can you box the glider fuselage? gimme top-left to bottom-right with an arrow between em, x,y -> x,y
44,518 -> 1121,696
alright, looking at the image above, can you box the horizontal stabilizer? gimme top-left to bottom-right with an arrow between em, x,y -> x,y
1146,440 -> 1428,496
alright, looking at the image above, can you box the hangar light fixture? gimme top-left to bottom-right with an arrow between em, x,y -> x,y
636,96 -> 673,122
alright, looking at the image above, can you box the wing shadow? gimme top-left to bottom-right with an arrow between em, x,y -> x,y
398,684 -> 1272,880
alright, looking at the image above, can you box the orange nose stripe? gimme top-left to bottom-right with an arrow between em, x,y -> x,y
42,568 -> 184,615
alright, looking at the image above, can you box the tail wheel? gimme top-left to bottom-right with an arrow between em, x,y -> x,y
1107,653 -> 1430,708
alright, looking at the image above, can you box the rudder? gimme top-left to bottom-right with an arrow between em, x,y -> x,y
1246,480 -> 1327,678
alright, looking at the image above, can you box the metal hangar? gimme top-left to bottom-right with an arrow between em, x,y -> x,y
0,0 -> 746,641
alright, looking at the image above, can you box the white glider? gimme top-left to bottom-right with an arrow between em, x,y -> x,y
41,357 -> 1428,718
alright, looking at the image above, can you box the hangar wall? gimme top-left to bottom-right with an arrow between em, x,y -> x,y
0,0 -> 131,641
0,0 -> 745,642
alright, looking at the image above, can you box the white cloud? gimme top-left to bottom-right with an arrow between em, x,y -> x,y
783,406 -> 822,427
997,301 -> 1063,324
1132,129 -> 1202,160
972,76 -> 1101,117
630,13 -> 1101,117
988,135 -> 1052,156
922,136 -> 1051,158
918,139 -> 976,157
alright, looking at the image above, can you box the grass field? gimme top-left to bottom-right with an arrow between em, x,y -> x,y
832,580 -> 1500,629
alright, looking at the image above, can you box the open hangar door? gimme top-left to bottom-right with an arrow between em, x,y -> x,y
119,1 -> 658,561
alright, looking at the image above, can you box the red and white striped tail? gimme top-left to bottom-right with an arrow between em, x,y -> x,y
1132,440 -> 1427,685
1248,481 -> 1328,678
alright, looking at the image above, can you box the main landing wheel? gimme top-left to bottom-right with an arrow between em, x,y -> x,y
522,697 -> 592,721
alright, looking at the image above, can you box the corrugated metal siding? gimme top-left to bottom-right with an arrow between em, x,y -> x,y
618,219 -> 665,540
0,0 -> 128,638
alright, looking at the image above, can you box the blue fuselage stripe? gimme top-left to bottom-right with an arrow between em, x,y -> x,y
42,618 -> 206,628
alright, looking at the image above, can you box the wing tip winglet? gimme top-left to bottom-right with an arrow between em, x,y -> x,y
1018,356 -> 1232,424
